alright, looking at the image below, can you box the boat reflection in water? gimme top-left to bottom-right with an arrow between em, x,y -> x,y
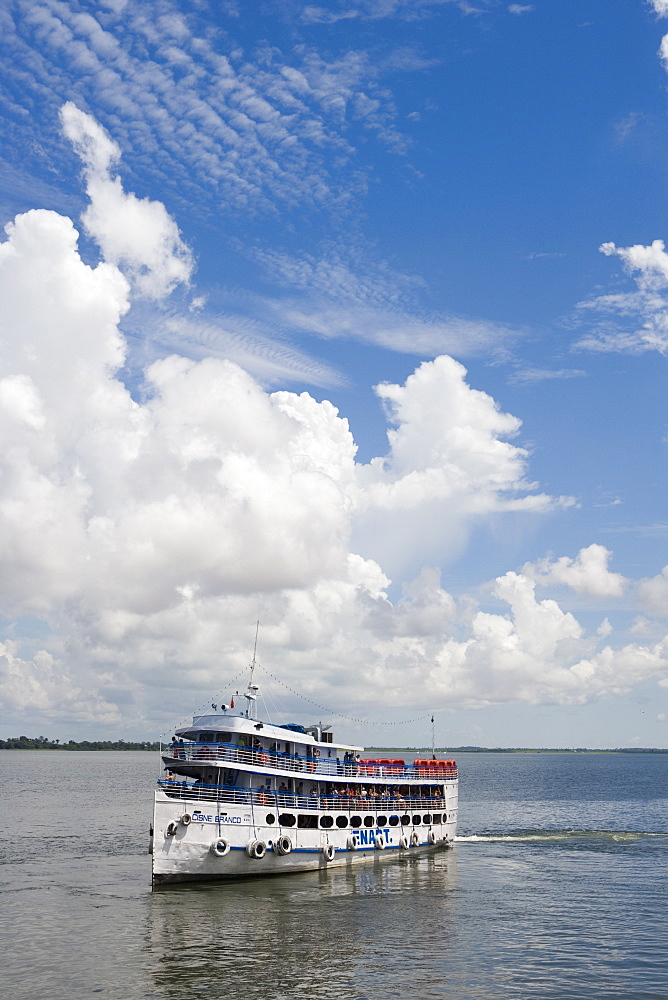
147,852 -> 459,997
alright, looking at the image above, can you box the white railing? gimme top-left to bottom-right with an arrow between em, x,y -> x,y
157,780 -> 448,815
163,743 -> 457,782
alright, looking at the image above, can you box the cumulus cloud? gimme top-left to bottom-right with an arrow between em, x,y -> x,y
0,198 -> 618,732
59,102 -> 193,299
638,566 -> 668,618
1,112 -> 667,735
523,544 -> 627,598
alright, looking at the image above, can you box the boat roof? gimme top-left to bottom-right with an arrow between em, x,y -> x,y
174,713 -> 364,753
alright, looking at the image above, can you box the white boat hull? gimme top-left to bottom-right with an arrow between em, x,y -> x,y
152,790 -> 458,884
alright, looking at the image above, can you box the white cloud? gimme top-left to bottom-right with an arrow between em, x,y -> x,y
523,544 -> 627,598
59,102 -> 194,299
361,356 -> 564,513
508,4 -> 533,14
2,107 -> 667,734
575,239 -> 668,354
638,566 -> 668,618
0,194 -> 605,731
4,0 -> 410,218
509,367 -> 586,385
650,1 -> 668,18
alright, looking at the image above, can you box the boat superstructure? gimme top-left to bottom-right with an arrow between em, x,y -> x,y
151,682 -> 458,884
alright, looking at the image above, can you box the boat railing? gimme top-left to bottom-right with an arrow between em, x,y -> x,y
165,742 -> 457,781
157,779 -> 447,813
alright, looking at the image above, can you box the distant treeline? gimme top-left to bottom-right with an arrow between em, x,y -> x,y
369,746 -> 668,754
0,735 -> 160,751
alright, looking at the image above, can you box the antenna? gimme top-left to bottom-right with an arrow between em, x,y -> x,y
431,713 -> 436,759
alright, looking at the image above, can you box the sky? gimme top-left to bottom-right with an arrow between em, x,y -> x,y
1,0 -> 668,749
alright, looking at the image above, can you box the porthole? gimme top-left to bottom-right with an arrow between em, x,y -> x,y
278,812 -> 296,827
412,815 -> 422,825
350,815 -> 362,828
336,816 -> 348,828
377,815 -> 388,827
265,813 -> 276,825
320,815 -> 334,828
423,814 -> 432,825
364,815 -> 374,827
401,814 -> 410,825
388,815 -> 400,827
432,813 -> 442,824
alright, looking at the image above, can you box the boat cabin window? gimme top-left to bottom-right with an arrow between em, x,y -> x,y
297,814 -> 318,829
183,730 -> 232,743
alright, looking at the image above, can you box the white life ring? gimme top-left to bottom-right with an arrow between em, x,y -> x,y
347,836 -> 359,851
322,843 -> 335,862
166,821 -> 178,837
275,835 -> 293,856
399,835 -> 409,849
374,836 -> 385,850
246,839 -> 267,859
180,812 -> 192,826
210,838 -> 230,857
427,830 -> 436,845
411,832 -> 420,847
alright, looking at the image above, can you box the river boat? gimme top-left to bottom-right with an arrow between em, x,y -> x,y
151,679 -> 458,885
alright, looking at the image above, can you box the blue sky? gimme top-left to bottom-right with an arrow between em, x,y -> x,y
1,0 -> 668,748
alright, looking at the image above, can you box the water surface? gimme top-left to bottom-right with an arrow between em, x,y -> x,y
2,750 -> 666,999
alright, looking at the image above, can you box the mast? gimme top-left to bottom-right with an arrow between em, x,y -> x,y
244,620 -> 260,720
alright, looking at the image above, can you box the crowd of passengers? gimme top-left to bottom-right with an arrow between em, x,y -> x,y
162,772 -> 444,806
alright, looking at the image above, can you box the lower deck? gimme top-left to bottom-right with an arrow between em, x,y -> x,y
152,783 -> 459,884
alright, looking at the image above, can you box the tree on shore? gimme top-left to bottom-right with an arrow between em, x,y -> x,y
0,735 -> 161,751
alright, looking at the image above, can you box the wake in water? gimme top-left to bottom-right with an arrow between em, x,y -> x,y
456,829 -> 668,843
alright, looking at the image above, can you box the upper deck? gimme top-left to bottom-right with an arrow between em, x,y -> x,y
164,740 -> 457,783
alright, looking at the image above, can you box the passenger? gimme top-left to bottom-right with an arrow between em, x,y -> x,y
279,782 -> 289,793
